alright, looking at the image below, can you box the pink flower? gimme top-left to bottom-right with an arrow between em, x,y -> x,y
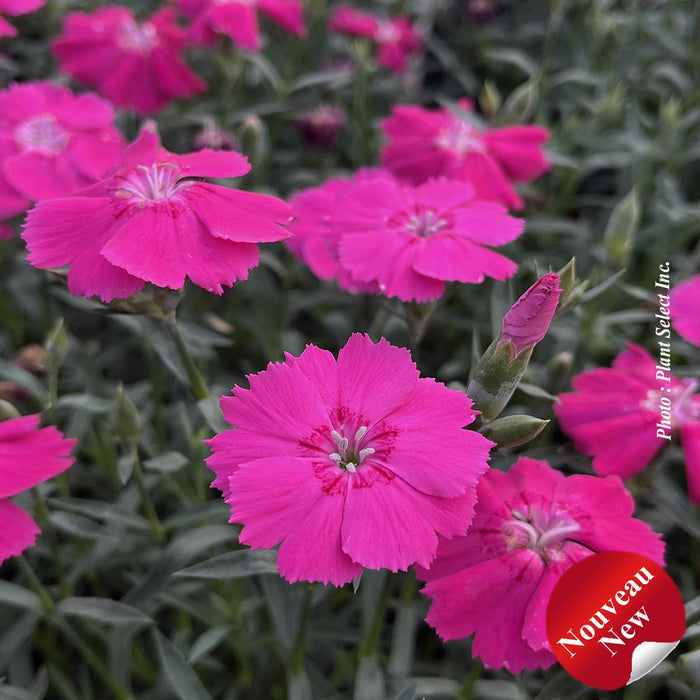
287,178 -> 348,280
330,173 -> 524,302
0,0 -> 44,38
0,414 -> 75,564
381,100 -> 550,209
51,6 -> 206,116
500,272 -> 561,354
206,333 -> 493,585
286,176 -> 379,294
329,5 -> 421,73
554,343 -> 700,502
670,274 -> 700,347
0,81 -> 125,219
418,457 -> 665,672
179,0 -> 306,51
21,128 -> 293,302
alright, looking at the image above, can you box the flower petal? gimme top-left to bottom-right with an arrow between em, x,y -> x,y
422,550 -> 555,672
0,415 -> 75,498
336,334 -> 418,425
381,377 -> 491,497
0,499 -> 40,564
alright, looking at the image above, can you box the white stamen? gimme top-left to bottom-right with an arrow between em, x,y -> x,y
536,522 -> 581,550
355,425 -> 368,441
359,447 -> 375,459
329,453 -> 342,463
503,519 -> 539,548
345,462 -> 357,473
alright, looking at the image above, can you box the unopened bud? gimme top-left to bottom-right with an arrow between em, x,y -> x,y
468,273 -> 561,421
44,319 -> 68,377
239,114 -> 267,164
546,351 -> 574,394
479,80 -> 501,118
296,105 -> 345,150
482,414 -> 549,450
113,384 -> 140,448
604,188 -> 639,267
467,339 -> 532,422
194,120 -> 239,152
500,272 -> 562,355
466,0 -> 499,24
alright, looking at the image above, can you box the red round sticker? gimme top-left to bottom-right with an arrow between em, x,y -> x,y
546,551 -> 685,690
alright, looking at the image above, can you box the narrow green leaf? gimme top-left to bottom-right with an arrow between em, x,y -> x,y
57,394 -> 113,414
0,611 -> 42,669
175,550 -> 278,579
57,598 -> 153,627
0,581 -> 43,614
516,383 -> 560,402
579,268 -> 626,302
188,626 -> 231,664
153,630 -> 214,700
353,655 -> 386,700
143,451 -> 189,474
0,359 -> 47,402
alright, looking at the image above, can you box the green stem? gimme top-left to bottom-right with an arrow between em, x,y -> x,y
359,571 -> 392,657
131,451 -> 166,543
18,555 -> 55,614
20,557 -> 133,700
458,659 -> 483,699
289,585 -> 313,675
55,619 -> 135,700
30,490 -> 71,597
164,313 -> 209,400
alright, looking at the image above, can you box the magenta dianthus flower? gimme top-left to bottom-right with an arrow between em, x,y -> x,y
329,5 -> 420,73
0,81 -> 125,220
419,457 -> 665,672
51,6 -> 206,116
330,173 -> 524,302
670,274 -> 700,347
0,0 -> 44,37
179,0 -> 306,51
286,175 -> 379,294
381,100 -> 550,209
554,343 -> 700,502
22,128 -> 293,302
0,414 -> 75,564
207,333 -> 493,585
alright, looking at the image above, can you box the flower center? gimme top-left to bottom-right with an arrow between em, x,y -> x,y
117,20 -> 158,53
375,20 -> 400,44
642,378 -> 700,428
436,118 -> 485,157
404,209 -> 447,238
114,164 -> 192,205
14,114 -> 69,156
502,508 -> 580,561
328,425 -> 375,473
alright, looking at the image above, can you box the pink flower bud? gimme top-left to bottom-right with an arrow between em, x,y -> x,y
500,272 -> 562,354
296,105 -> 345,150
